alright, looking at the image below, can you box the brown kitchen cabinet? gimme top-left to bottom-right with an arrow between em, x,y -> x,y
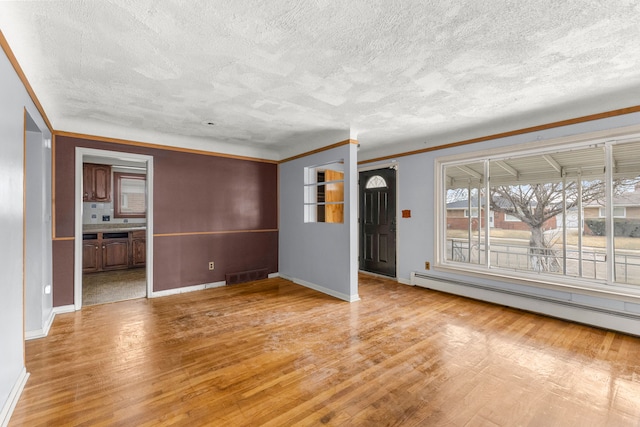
130,230 -> 146,267
82,230 -> 146,273
83,163 -> 111,202
82,236 -> 101,273
102,233 -> 130,270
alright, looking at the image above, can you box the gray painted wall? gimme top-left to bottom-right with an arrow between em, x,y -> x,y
25,126 -> 53,336
366,112 -> 640,331
395,112 -> 640,281
279,143 -> 359,301
0,47 -> 51,421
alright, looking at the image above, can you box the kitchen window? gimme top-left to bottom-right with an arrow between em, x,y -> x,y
114,172 -> 146,218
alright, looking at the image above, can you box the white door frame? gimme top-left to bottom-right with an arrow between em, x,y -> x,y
74,147 -> 154,310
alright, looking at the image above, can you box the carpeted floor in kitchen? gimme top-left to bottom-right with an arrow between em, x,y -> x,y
82,268 -> 147,306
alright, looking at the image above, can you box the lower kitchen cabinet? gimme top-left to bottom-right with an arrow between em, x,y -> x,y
102,238 -> 130,270
82,239 -> 101,273
82,230 -> 146,273
131,230 -> 146,267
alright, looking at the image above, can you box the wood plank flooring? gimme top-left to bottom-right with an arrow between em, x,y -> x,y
10,275 -> 640,426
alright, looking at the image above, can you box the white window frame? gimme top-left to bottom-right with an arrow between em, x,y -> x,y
600,206 -> 626,218
463,207 -> 479,218
504,213 -> 520,222
435,127 -> 640,299
304,160 -> 345,224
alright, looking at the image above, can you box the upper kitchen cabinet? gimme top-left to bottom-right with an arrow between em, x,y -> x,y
83,163 -> 111,202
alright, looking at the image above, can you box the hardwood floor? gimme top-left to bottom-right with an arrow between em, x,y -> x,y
11,275 -> 640,426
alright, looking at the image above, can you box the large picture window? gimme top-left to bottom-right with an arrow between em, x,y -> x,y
440,139 -> 640,289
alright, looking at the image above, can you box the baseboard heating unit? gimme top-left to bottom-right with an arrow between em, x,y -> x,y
411,272 -> 640,336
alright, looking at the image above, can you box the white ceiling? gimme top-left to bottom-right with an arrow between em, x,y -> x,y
2,1 -> 640,161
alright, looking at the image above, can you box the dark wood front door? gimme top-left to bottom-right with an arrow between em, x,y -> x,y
359,168 -> 396,277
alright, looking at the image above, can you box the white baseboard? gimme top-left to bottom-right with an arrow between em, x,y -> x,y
42,308 -> 55,336
268,272 -> 280,279
151,275 -> 280,298
25,328 -> 46,340
150,283 -> 207,298
281,274 -> 359,302
397,277 -> 413,286
0,368 -> 29,427
53,305 -> 76,315
205,281 -> 226,289
25,304 -> 74,341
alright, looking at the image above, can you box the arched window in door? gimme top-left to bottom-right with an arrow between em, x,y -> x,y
365,175 -> 387,189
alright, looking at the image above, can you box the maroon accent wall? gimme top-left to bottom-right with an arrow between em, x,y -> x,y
153,232 -> 278,291
52,239 -> 74,306
53,136 -> 278,305
152,148 -> 277,233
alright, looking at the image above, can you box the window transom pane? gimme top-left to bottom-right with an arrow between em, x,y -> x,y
366,175 -> 387,189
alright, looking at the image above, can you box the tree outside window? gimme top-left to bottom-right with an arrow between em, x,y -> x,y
442,140 -> 640,286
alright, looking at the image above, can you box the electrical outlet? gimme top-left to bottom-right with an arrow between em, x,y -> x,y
425,261 -> 430,270
208,261 -> 215,270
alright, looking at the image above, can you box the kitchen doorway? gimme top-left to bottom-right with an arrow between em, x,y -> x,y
74,148 -> 154,310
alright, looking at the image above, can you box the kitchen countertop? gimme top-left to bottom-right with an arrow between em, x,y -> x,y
83,224 -> 146,233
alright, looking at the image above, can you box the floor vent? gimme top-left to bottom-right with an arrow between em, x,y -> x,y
225,268 -> 268,285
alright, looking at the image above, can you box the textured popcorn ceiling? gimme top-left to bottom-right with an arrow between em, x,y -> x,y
2,1 -> 640,160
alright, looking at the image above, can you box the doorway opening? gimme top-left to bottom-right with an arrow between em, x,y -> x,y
74,148 -> 154,310
359,166 -> 397,278
24,110 -> 53,337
